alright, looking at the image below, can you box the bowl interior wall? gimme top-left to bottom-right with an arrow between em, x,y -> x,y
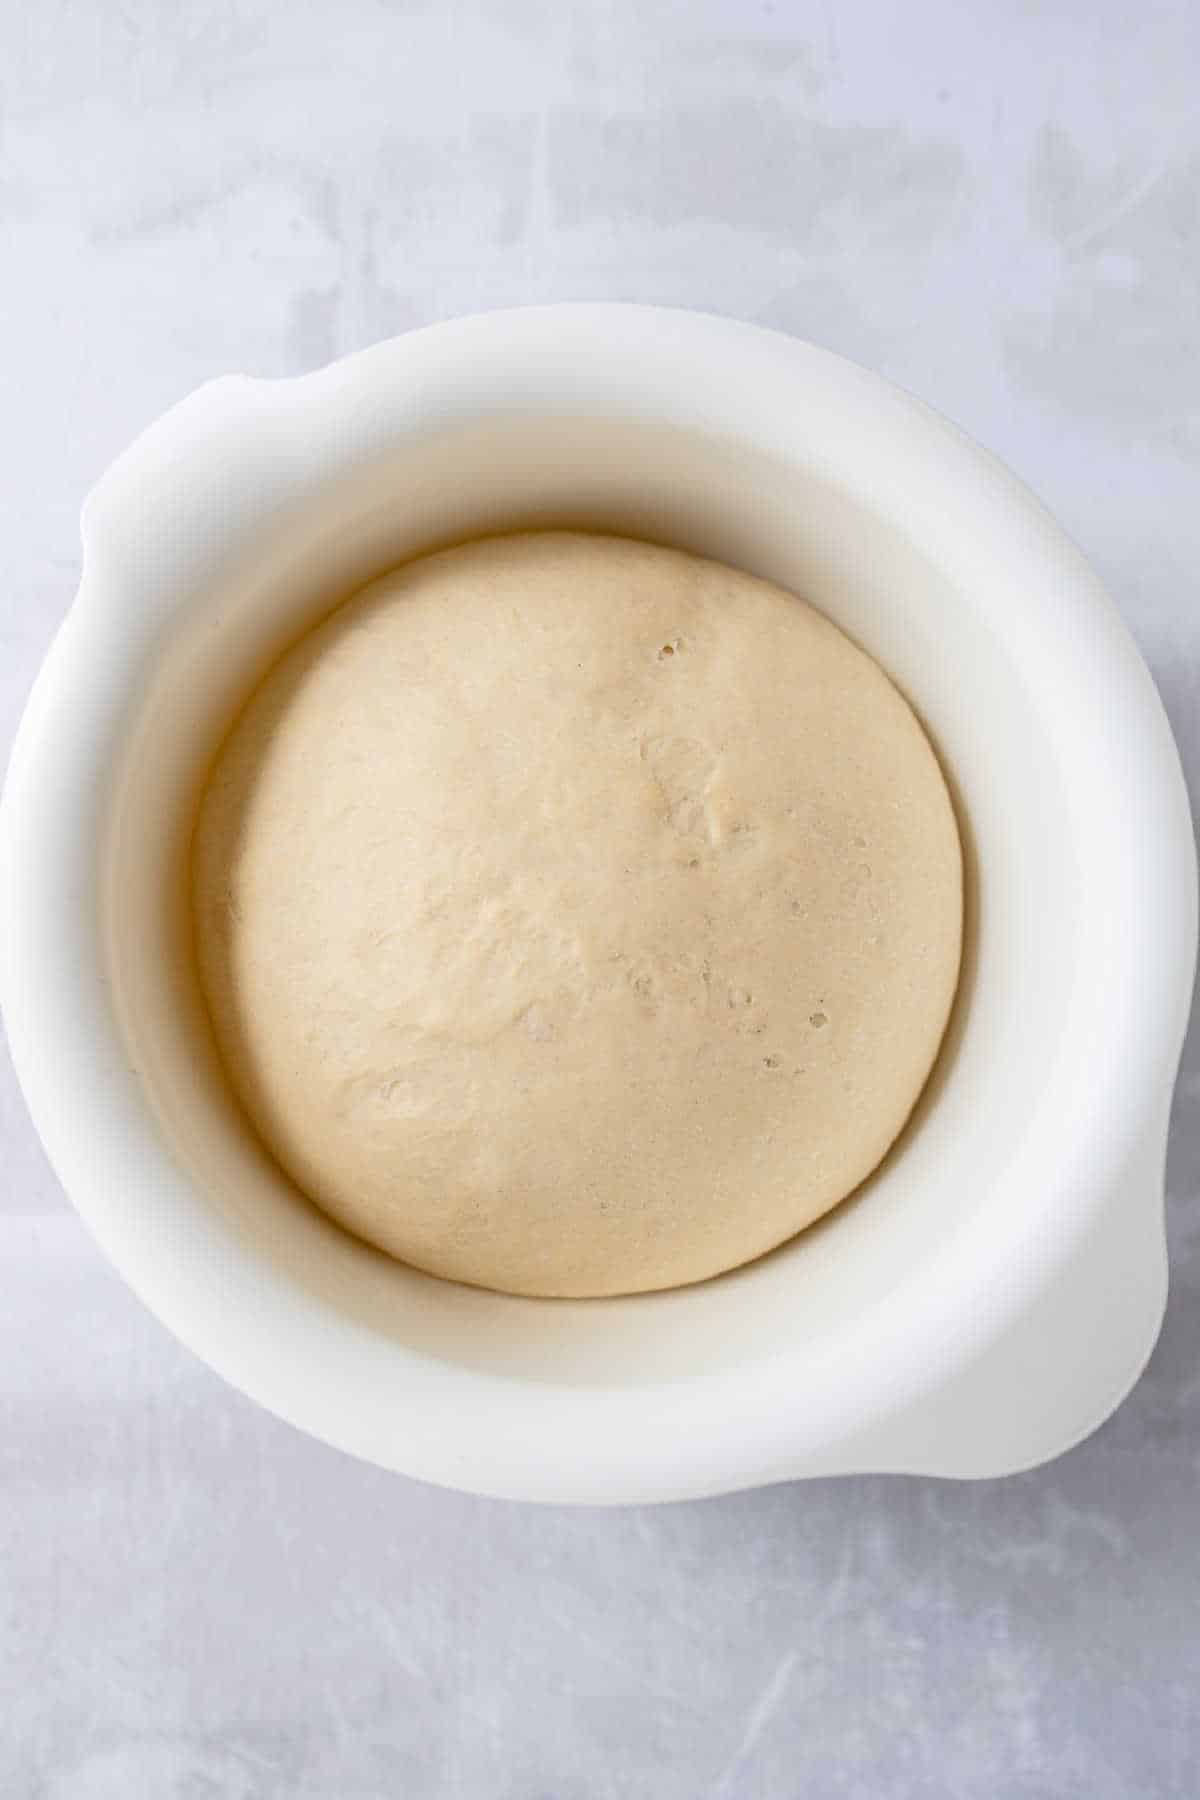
102,414 -> 1068,1387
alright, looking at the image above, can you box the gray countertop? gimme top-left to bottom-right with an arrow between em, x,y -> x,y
2,2 -> 1199,1795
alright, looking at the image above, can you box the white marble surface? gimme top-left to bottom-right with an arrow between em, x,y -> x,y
2,2 -> 1199,1794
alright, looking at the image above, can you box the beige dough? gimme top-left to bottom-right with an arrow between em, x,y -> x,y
193,531 -> 962,1298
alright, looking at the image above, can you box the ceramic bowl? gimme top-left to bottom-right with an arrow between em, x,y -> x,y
2,305 -> 1195,1503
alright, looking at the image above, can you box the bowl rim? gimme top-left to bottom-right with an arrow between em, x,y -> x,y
2,303 -> 1196,1501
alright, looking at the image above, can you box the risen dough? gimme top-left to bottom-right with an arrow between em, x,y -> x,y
193,532 -> 962,1298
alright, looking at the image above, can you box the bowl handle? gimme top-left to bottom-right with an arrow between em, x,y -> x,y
839,1099 -> 1173,1478
79,375 -> 296,615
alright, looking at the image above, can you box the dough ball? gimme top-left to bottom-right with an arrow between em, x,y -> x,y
193,532 -> 962,1297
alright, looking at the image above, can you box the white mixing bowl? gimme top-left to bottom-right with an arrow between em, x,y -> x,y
2,306 -> 1195,1503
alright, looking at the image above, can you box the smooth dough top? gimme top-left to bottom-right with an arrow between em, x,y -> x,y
193,531 -> 962,1298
